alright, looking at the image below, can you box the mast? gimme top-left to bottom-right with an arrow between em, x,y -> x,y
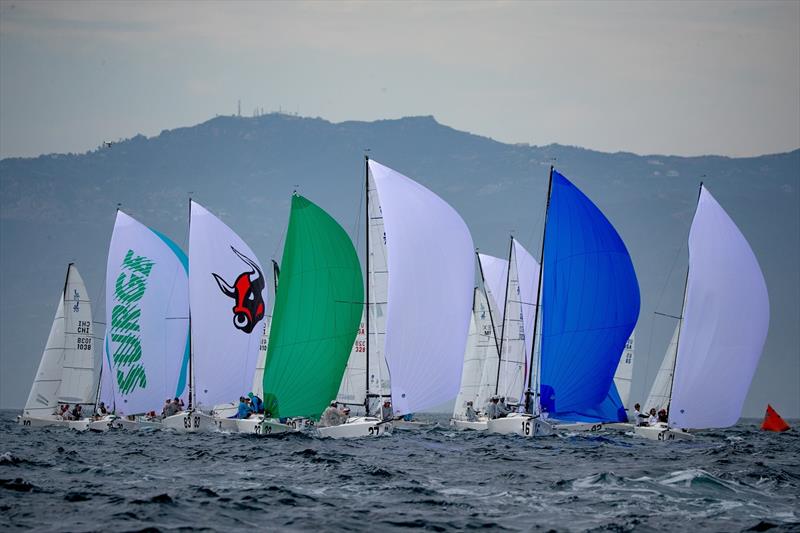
364,155 -> 371,416
271,259 -> 280,295
493,235 -> 514,395
665,181 -> 703,419
476,249 -> 502,359
187,198 -> 194,412
525,165 -> 553,414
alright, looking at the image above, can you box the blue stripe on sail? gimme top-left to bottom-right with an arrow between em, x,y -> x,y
148,227 -> 190,398
540,170 -> 640,419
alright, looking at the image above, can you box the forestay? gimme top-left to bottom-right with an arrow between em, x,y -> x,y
540,170 -> 640,420
102,211 -> 190,415
58,264 -> 99,405
669,186 -> 769,429
261,195 -> 363,419
369,160 -> 474,415
189,201 -> 266,409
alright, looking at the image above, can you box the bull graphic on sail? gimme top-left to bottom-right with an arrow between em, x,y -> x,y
212,246 -> 265,334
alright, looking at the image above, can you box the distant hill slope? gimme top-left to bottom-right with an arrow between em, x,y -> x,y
2,113 -> 798,416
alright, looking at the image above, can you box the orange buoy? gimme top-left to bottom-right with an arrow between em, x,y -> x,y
761,404 -> 790,432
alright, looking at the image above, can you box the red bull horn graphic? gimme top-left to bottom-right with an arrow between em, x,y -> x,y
212,246 -> 265,334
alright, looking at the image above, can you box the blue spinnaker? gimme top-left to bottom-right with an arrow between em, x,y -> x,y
550,382 -> 628,423
539,170 -> 640,419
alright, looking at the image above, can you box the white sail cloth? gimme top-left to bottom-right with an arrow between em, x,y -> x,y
669,186 -> 769,429
369,160 -> 474,415
614,333 -> 635,409
644,325 -> 678,412
102,211 -> 189,415
478,252 -> 508,340
453,288 -> 496,418
189,201 -> 266,409
58,265 -> 98,404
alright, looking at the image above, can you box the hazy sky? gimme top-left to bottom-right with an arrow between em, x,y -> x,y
1,1 -> 798,159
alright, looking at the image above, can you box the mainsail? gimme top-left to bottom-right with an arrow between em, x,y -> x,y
189,201 -> 266,409
669,186 -> 769,429
261,195 -> 363,419
644,325 -> 678,412
57,264 -> 98,405
453,287 -> 497,418
335,313 -> 367,409
496,239 -> 538,404
23,265 -> 95,416
539,170 -> 640,420
368,160 -> 474,415
102,211 -> 190,414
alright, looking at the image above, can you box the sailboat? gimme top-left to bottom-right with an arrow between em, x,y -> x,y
489,168 -> 640,437
635,184 -> 769,441
18,264 -> 101,430
162,200 -> 266,432
328,158 -> 474,437
90,210 -> 190,431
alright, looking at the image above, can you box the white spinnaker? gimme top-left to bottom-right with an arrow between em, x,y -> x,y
369,160 -> 474,415
453,288 -> 495,418
670,186 -> 769,429
23,271 -> 68,417
644,326 -> 677,412
613,333 -> 635,408
58,264 -> 98,405
336,314 -> 369,409
250,315 -> 272,398
102,211 -> 190,415
189,201 -> 266,409
478,253 -> 508,344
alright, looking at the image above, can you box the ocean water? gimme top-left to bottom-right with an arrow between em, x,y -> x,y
1,411 -> 798,532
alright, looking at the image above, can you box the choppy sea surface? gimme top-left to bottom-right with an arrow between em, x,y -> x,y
1,411 -> 798,532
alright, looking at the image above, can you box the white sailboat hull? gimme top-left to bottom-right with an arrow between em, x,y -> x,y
634,423 -> 694,441
87,415 -> 140,431
230,416 -> 296,435
486,414 -> 554,437
17,415 -> 91,431
553,421 -> 606,433
450,418 -> 488,431
316,416 -> 391,439
162,411 -> 216,433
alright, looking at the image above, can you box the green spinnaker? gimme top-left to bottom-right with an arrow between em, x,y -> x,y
262,194 -> 364,420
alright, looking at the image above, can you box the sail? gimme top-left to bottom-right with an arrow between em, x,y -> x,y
102,211 -> 190,415
478,252 -> 509,339
250,315 -> 272,398
669,186 -> 769,429
366,172 -> 392,412
644,324 -> 678,412
540,170 -> 640,420
369,160 -> 474,415
58,264 -> 99,405
613,333 -> 635,408
189,201 -> 266,409
23,269 -> 69,417
496,239 -> 538,405
261,195 -> 363,419
336,313 -> 367,410
453,288 -> 496,418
